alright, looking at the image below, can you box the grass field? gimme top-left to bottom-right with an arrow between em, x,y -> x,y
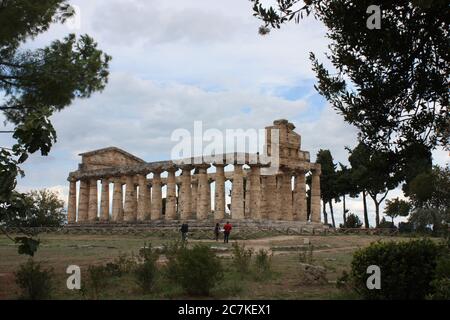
0,233 -> 435,299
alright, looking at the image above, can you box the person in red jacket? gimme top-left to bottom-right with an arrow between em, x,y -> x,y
223,221 -> 232,243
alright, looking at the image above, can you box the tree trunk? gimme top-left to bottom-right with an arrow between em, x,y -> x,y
374,201 -> 380,228
362,191 -> 369,228
329,201 -> 336,228
342,195 -> 347,225
322,201 -> 328,225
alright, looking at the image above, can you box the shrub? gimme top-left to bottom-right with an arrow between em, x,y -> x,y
340,213 -> 363,228
15,259 -> 54,300
81,265 -> 109,300
113,252 -> 137,274
231,242 -> 253,276
428,254 -> 450,300
166,244 -> 223,296
398,222 -> 413,233
254,249 -> 272,279
349,239 -> 442,299
378,217 -> 395,229
134,244 -> 159,293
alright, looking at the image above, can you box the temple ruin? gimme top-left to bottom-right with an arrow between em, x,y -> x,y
66,120 -> 322,228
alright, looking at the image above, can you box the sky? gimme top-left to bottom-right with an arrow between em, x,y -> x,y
1,0 -> 448,226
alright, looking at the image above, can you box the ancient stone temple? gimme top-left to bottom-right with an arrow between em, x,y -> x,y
66,120 -> 322,228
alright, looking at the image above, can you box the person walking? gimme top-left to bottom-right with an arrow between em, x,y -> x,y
214,223 -> 220,241
180,222 -> 189,243
223,221 -> 232,243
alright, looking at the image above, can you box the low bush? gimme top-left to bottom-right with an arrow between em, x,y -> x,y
348,239 -> 443,299
134,244 -> 159,293
166,244 -> 223,296
231,242 -> 253,276
340,213 -> 363,228
254,249 -> 273,279
81,264 -> 109,300
15,259 -> 54,300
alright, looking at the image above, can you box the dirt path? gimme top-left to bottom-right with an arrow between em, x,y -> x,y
190,235 -> 363,255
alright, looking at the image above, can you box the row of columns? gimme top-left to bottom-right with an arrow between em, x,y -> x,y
67,165 -> 321,223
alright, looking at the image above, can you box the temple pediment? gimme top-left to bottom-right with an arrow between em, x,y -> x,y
78,147 -> 145,171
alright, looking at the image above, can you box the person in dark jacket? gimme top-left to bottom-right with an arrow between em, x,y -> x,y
214,223 -> 220,241
180,222 -> 189,242
223,221 -> 232,243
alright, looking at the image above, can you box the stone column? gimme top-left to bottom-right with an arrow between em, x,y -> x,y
231,164 -> 244,219
137,174 -> 149,222
124,176 -> 136,222
133,184 -> 138,221
147,183 -> 152,220
311,168 -> 321,223
179,166 -> 193,220
196,165 -> 210,220
281,171 -> 294,221
274,174 -> 284,220
112,179 -> 123,222
77,180 -> 89,222
165,169 -> 177,220
206,176 -> 211,217
293,170 -> 307,221
67,179 -> 77,223
249,165 -> 262,220
191,178 -> 198,218
260,176 -> 269,220
88,178 -> 98,222
244,174 -> 250,218
151,171 -> 162,220
264,175 -> 277,220
214,164 -> 226,220
99,178 -> 110,221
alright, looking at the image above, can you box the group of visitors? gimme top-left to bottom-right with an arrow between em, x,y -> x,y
179,221 -> 233,243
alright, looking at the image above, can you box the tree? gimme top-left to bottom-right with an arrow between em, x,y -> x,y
0,1 -> 111,255
407,166 -> 450,234
347,142 -> 400,227
315,149 -> 338,227
384,197 -> 411,225
252,0 -> 449,156
340,213 -> 363,229
4,189 -> 66,228
335,163 -> 358,225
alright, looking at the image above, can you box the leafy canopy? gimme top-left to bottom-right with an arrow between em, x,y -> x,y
252,0 -> 449,154
0,0 -> 111,255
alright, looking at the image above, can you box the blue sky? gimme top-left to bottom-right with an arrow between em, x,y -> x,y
1,0 -> 448,226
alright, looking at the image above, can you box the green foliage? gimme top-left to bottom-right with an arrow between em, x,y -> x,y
7,189 -> 66,228
134,243 -> 159,293
254,249 -> 273,279
349,239 -> 442,299
15,258 -> 54,300
0,0 -> 110,249
384,197 -> 411,223
15,237 -> 40,256
231,242 -> 254,276
316,149 -> 338,227
409,207 -> 449,236
398,222 -> 413,234
347,142 -> 400,227
166,244 -> 223,296
378,217 -> 394,229
340,213 -> 363,229
81,265 -> 109,300
251,0 -> 449,185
